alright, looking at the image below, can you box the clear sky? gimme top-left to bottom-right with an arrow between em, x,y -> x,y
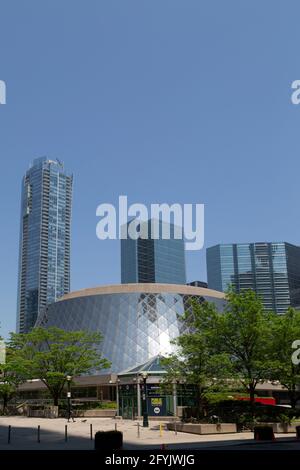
0,0 -> 300,337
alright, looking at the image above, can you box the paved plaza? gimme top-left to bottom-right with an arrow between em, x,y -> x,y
0,417 -> 300,450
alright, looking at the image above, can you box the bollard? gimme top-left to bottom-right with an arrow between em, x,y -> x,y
159,423 -> 163,437
65,424 -> 68,442
115,422 -> 117,431
7,425 -> 11,444
37,425 -> 40,443
90,423 -> 93,440
175,421 -> 177,435
137,422 -> 140,438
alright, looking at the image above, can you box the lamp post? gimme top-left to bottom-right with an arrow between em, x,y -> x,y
66,375 -> 72,422
141,372 -> 149,427
172,379 -> 178,418
134,376 -> 142,418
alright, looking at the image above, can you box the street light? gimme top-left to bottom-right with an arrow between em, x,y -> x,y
172,379 -> 179,418
140,372 -> 149,427
66,375 -> 72,422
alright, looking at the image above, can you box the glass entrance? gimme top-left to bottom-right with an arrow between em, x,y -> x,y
120,396 -> 136,419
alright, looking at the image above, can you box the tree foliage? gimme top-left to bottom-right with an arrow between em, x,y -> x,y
161,299 -> 231,417
163,289 -> 278,412
0,344 -> 25,414
6,327 -> 111,405
215,289 -> 274,403
267,308 -> 300,408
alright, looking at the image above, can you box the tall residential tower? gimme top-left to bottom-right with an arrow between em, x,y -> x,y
17,157 -> 72,333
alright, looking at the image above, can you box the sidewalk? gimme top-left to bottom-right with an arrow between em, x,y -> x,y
0,417 -> 298,450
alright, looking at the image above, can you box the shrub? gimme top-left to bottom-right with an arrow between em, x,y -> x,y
59,400 -> 117,411
94,401 -> 117,409
181,400 -> 300,430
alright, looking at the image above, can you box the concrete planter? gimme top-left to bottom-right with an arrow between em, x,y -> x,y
167,422 -> 237,434
27,405 -> 59,418
260,422 -> 300,433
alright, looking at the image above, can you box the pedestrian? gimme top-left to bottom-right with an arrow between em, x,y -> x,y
67,403 -> 76,423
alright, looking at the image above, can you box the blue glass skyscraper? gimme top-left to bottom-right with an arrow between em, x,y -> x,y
207,242 -> 300,314
121,219 -> 186,284
17,157 -> 73,333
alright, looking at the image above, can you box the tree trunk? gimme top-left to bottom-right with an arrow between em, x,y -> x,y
53,395 -> 59,406
2,395 -> 8,415
249,383 -> 255,404
197,384 -> 203,421
289,387 -> 297,409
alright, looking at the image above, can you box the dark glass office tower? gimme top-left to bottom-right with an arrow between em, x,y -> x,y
207,242 -> 300,314
187,281 -> 208,288
121,219 -> 186,284
17,157 -> 73,333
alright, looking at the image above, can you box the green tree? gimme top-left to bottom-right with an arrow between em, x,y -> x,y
0,367 -> 25,415
7,327 -> 111,406
162,300 -> 231,418
216,289 -> 273,404
267,308 -> 300,409
0,338 -> 26,414
0,383 -> 16,414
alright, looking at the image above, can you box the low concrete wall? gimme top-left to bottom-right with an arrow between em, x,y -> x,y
167,422 -> 237,434
75,409 -> 117,418
27,406 -> 59,418
132,416 -> 178,422
261,422 -> 300,433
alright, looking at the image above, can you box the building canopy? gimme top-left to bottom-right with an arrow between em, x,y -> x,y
118,355 -> 167,377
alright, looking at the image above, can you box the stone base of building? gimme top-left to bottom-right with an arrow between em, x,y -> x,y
74,409 -> 117,418
27,405 -> 59,418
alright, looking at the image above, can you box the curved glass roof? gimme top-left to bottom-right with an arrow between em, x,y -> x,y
118,354 -> 166,376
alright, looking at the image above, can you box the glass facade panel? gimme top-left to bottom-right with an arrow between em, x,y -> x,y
207,242 -> 300,314
36,287 -> 225,373
121,219 -> 186,285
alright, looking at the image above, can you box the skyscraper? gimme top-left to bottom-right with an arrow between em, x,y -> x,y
17,157 -> 72,333
121,219 -> 186,284
206,242 -> 300,314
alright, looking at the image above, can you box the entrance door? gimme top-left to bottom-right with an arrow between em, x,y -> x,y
121,397 -> 136,419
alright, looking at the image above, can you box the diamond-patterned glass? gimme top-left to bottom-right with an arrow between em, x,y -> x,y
36,290 -> 225,373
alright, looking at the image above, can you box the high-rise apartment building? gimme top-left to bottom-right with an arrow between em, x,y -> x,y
121,219 -> 186,284
206,242 -> 300,314
17,157 -> 72,333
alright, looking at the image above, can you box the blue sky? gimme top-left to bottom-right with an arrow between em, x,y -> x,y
0,0 -> 300,337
